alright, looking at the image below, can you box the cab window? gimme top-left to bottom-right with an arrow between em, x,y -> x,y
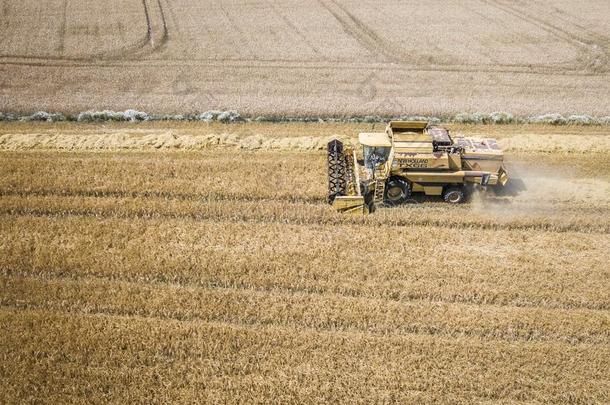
364,146 -> 391,169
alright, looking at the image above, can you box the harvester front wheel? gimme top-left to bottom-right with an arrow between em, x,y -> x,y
384,178 -> 411,206
364,190 -> 376,213
443,186 -> 466,204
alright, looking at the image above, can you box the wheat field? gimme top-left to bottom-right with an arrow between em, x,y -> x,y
0,122 -> 609,403
1,0 -> 609,116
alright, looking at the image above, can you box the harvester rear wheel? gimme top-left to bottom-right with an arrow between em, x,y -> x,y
383,178 -> 411,206
443,186 -> 466,204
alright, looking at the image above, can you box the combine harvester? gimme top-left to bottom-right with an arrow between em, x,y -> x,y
328,121 -> 509,214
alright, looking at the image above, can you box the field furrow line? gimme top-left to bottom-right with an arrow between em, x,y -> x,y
1,295 -> 607,346
3,272 -> 609,344
0,206 -> 606,235
1,187 -> 607,214
3,211 -> 605,313
4,307 -> 608,404
2,267 -> 608,312
0,189 -> 325,204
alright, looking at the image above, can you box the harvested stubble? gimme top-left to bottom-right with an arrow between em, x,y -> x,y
1,124 -> 609,403
3,308 -> 607,403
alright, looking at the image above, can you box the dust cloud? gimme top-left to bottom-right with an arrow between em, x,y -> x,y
470,161 -> 610,220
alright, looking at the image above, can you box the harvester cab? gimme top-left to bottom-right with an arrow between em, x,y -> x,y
327,120 -> 509,214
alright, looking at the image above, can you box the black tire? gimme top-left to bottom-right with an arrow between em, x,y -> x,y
443,186 -> 466,204
364,191 -> 376,213
384,178 -> 411,206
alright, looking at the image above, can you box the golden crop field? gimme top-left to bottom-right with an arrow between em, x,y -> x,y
1,0 -> 609,116
1,122 -> 609,403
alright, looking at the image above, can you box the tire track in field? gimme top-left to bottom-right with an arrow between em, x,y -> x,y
545,3 -> 610,45
0,1 -> 605,77
218,3 -> 253,59
0,1 -> 7,50
316,0 -> 600,75
1,53 -> 603,77
142,0 -> 154,45
129,0 -> 168,57
538,3 -> 609,73
481,0 -> 609,74
153,0 -> 169,47
55,0 -> 68,54
1,0 -> 8,20
270,3 -> 320,57
318,0 -> 403,63
0,0 -> 167,62
484,0 -> 588,47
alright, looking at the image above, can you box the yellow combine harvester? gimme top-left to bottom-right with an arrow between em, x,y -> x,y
328,121 -> 509,214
